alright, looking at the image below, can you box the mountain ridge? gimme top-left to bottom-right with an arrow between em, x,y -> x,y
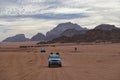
31,33 -> 45,41
2,34 -> 29,42
46,22 -> 87,41
2,22 -> 120,42
95,24 -> 118,30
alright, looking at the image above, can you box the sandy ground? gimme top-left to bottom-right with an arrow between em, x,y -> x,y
0,43 -> 120,80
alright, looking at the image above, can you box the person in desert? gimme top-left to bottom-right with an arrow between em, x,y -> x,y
75,47 -> 77,51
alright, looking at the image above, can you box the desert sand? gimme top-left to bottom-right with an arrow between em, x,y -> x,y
0,42 -> 120,80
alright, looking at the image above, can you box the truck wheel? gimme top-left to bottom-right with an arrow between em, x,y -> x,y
59,64 -> 62,67
48,64 -> 50,68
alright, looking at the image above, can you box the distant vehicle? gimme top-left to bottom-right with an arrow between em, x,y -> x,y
40,48 -> 46,53
48,53 -> 62,67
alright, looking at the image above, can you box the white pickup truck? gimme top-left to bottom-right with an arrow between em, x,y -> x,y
48,53 -> 62,67
40,48 -> 46,53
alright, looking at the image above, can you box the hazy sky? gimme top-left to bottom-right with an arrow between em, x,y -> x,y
0,0 -> 120,41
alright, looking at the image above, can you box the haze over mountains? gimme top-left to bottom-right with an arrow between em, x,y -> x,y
2,22 -> 120,43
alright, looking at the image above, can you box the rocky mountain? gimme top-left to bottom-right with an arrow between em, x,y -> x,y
31,33 -> 45,41
61,29 -> 87,37
3,34 -> 29,42
49,29 -> 120,43
95,24 -> 118,30
46,22 -> 87,41
2,23 -> 120,43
